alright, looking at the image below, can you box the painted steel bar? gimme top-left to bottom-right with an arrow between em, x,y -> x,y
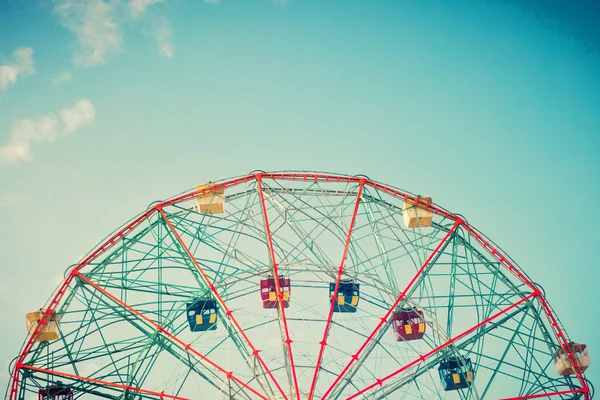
461,223 -> 590,399
9,174 -> 256,399
158,206 -> 289,400
20,364 -> 189,399
256,174 -> 301,400
499,389 -> 586,399
161,175 -> 256,207
307,179 -> 366,400
322,219 -> 461,400
9,207 -> 159,399
162,173 -> 456,222
162,173 -> 589,397
11,171 -> 589,399
74,271 -> 268,399
346,292 -> 537,400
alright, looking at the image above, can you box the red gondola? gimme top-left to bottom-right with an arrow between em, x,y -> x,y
39,384 -> 73,400
260,275 -> 291,309
391,307 -> 426,341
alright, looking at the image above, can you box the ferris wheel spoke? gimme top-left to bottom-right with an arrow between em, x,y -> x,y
257,175 -> 301,400
261,179 -> 343,273
11,172 -> 591,400
159,206 -> 290,400
307,179 -> 366,400
19,364 -> 190,399
370,301 -> 534,399
345,292 -> 536,399
461,224 -> 590,398
72,272 -> 269,400
321,219 -> 461,400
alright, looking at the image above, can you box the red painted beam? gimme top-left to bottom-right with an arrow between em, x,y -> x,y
322,219 -> 461,400
256,174 -> 301,400
346,292 -> 537,399
307,179 -> 366,400
20,364 -> 190,399
9,208 -> 159,399
461,223 -> 590,399
75,272 -> 268,399
159,206 -> 288,400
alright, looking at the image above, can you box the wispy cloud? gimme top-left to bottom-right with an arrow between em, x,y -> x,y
204,0 -> 220,5
0,100 -> 96,167
130,0 -> 166,16
0,47 -> 35,91
54,0 -> 122,68
53,71 -> 73,85
143,17 -> 174,59
132,0 -> 175,59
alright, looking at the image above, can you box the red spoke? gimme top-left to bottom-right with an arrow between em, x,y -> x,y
10,172 -> 590,400
256,174 -> 301,400
307,179 -> 366,400
9,208 -> 159,400
322,219 -> 461,400
462,223 -> 590,399
20,364 -> 190,399
10,175 -> 255,400
347,292 -> 537,400
75,272 -> 268,399
159,206 -> 289,400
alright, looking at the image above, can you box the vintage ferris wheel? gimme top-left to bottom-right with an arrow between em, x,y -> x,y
7,171 -> 592,399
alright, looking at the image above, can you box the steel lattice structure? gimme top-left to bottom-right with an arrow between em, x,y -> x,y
7,172 -> 591,399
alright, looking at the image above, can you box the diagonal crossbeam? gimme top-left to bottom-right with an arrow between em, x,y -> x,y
462,224 -> 590,400
499,390 -> 588,399
159,206 -> 289,400
307,179 -> 365,400
347,292 -> 538,399
322,219 -> 461,399
74,271 -> 268,399
257,175 -> 301,400
20,364 -> 189,399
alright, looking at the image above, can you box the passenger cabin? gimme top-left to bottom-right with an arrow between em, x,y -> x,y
438,357 -> 474,391
554,343 -> 590,376
38,384 -> 73,400
330,279 -> 360,313
403,196 -> 433,228
392,307 -> 426,341
196,184 -> 225,214
260,275 -> 291,309
26,310 -> 60,343
186,299 -> 218,332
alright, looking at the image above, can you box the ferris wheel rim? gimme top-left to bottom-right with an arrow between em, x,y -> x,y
8,171 -> 590,400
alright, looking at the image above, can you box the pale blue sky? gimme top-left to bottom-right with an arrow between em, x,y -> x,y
1,0 -> 599,392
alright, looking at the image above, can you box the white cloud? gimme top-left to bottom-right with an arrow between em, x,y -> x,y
0,100 -> 96,167
204,0 -> 220,4
130,0 -> 166,16
60,100 -> 96,134
0,47 -> 35,91
55,0 -> 122,67
153,18 -> 174,59
134,1 -> 175,59
53,71 -> 73,85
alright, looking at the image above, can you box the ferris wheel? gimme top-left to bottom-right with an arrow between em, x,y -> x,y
7,172 -> 592,399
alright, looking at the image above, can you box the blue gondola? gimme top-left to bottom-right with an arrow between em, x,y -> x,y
186,299 -> 218,332
438,356 -> 474,391
330,279 -> 360,313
